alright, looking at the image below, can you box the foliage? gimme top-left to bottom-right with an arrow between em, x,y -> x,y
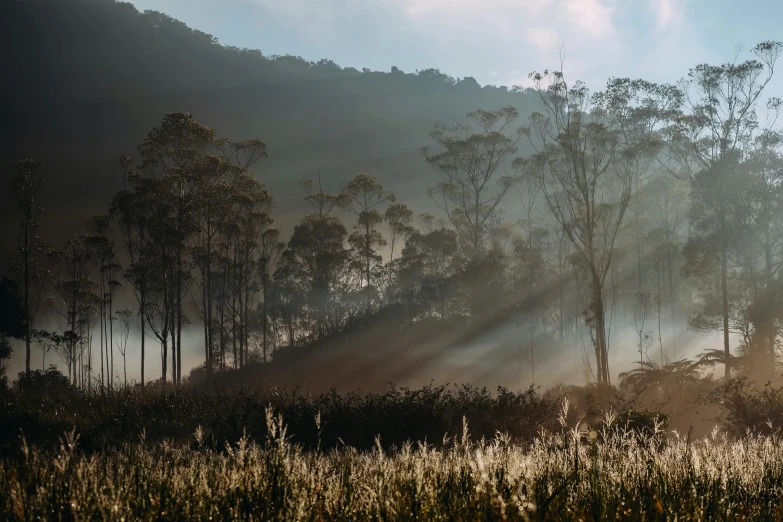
0,380 -> 556,454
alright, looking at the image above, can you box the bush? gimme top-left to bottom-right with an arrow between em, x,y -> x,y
0,382 -> 558,454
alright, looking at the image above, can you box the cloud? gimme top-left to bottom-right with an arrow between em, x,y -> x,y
400,0 -> 554,19
648,0 -> 684,30
526,27 -> 560,53
565,0 -> 616,39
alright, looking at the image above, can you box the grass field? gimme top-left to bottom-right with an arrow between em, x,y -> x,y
4,402 -> 783,521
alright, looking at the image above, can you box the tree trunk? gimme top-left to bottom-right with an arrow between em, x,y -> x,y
592,273 -> 609,385
140,289 -> 145,387
263,277 -> 268,363
23,211 -> 31,377
719,211 -> 731,379
721,241 -> 730,379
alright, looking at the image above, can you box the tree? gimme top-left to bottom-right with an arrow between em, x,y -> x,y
384,202 -> 415,296
47,234 -> 100,387
421,107 -> 523,318
111,157 -> 154,386
526,70 -> 630,385
282,178 -> 350,340
7,159 -> 48,377
593,78 -> 683,297
121,113 -> 270,382
284,213 -> 349,341
397,227 -> 460,320
421,107 -> 523,266
258,228 -> 285,362
32,330 -> 61,372
115,309 -> 132,387
87,214 -> 120,389
137,112 -> 215,384
672,41 -> 783,377
339,173 -> 395,313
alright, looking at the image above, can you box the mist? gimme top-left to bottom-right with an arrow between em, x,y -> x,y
1,0 -> 781,410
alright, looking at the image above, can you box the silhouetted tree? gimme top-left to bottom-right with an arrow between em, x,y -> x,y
339,173 -> 395,313
7,159 -> 48,377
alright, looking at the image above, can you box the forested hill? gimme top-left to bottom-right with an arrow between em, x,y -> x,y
0,0 -> 538,259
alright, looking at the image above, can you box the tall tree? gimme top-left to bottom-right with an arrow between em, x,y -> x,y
7,159 -> 48,377
526,70 -> 630,385
258,228 -> 285,363
339,173 -> 395,313
384,202 -> 415,295
137,112 -> 215,384
421,107 -> 523,318
111,158 -> 154,386
421,107 -> 523,265
671,41 -> 783,377
47,234 -> 99,387
283,179 -> 349,340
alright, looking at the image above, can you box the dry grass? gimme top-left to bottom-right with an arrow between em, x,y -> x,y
3,401 -> 783,521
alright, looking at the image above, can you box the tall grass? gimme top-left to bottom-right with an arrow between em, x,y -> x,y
4,403 -> 783,521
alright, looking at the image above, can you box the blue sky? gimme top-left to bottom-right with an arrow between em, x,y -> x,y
127,0 -> 783,96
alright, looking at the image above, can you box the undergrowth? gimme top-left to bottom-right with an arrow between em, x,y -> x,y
3,401 -> 783,521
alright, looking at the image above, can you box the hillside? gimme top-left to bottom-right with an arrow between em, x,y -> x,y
0,0 -> 538,263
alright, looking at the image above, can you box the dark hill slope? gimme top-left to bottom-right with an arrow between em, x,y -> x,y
0,0 -> 538,260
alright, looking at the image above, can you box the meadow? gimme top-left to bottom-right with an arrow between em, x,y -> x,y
4,389 -> 783,521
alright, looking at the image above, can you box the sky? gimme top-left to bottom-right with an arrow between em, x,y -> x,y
126,0 -> 783,96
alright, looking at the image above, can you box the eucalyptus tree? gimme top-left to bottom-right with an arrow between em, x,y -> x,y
593,79 -> 683,296
397,228 -> 460,321
137,112 -> 215,384
123,113 -> 269,381
670,41 -> 783,376
87,214 -> 121,389
141,178 -> 178,384
32,330 -> 60,372
421,107 -> 523,266
339,173 -> 395,312
732,131 -> 783,373
640,175 -> 690,355
526,71 -> 628,385
7,159 -> 48,377
229,171 -> 274,368
258,228 -> 285,363
46,234 -> 100,387
111,158 -> 154,386
282,179 -> 349,340
421,107 -> 523,318
384,202 -> 415,295
114,309 -> 132,387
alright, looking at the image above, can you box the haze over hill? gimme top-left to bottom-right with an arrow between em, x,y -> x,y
0,0 -> 544,258
0,0 -> 550,387
2,0 -> 777,391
